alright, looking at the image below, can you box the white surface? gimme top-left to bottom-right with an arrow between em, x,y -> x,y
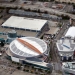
10,37 -> 47,57
25,59 -> 48,67
62,39 -> 71,51
65,26 -> 75,38
62,62 -> 75,74
56,39 -> 74,57
2,16 -> 47,31
57,39 -> 73,52
11,56 -> 19,62
15,38 -> 43,55
0,53 -> 2,56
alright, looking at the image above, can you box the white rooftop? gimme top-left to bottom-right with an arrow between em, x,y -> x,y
10,37 -> 47,58
62,62 -> 75,74
56,38 -> 75,56
65,26 -> 75,38
2,16 -> 47,31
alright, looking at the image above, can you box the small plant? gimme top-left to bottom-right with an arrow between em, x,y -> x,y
44,11 -> 48,14
38,9 -> 41,13
26,69 -> 29,72
0,7 -> 5,9
27,8 -> 31,11
61,14 -> 70,20
0,15 -> 3,19
58,23 -> 62,27
35,72 -> 38,74
32,10 -> 37,12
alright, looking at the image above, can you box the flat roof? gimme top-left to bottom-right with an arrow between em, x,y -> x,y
2,16 -> 47,31
62,62 -> 75,74
45,27 -> 59,34
65,26 -> 75,38
56,38 -> 75,52
25,59 -> 50,68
